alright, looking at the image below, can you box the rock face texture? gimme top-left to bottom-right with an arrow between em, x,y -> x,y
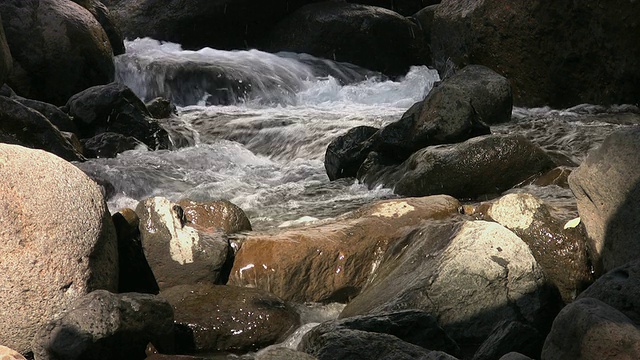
0,15 -> 11,86
228,195 -> 461,302
261,2 -> 428,76
0,144 -> 118,353
33,290 -> 174,360
340,220 -> 559,345
431,1 -> 640,107
0,0 -> 115,105
568,127 -> 640,274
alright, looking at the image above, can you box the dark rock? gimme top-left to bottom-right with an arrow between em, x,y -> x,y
340,220 -> 558,350
531,166 -> 572,188
113,209 -> 160,294
299,328 -> 433,360
485,193 -> 593,303
0,96 -> 84,161
161,283 -> 300,353
498,353 -> 533,360
431,1 -> 640,107
71,0 -> 125,55
0,0 -> 114,105
325,125 -> 379,181
177,199 -> 252,233
63,82 -> 171,150
0,14 -> 12,86
14,98 -> 78,133
255,347 -> 316,360
146,97 -> 176,119
568,127 -> 640,274
541,297 -> 640,360
260,2 -> 428,76
82,132 -> 148,158
135,197 -> 231,290
33,290 -> 174,360
578,259 -> 640,324
471,321 -> 543,360
357,0 -> 441,16
301,310 -> 459,356
0,83 -> 15,97
360,134 -> 555,199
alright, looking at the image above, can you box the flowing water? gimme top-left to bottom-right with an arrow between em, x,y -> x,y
73,38 -> 640,357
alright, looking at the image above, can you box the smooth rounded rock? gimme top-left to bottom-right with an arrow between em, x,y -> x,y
177,199 -> 252,233
0,345 -> 26,360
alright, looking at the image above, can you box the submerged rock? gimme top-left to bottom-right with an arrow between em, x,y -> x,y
0,0 -> 114,105
135,197 -> 231,290
228,195 -> 461,302
260,2 -> 428,76
63,82 -> 171,150
0,144 -> 118,353
33,290 -> 174,360
162,283 -> 300,353
0,96 -> 84,161
340,220 -> 559,350
541,297 -> 640,360
568,127 -> 640,274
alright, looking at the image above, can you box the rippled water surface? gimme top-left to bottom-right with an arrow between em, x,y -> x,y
77,39 -> 639,230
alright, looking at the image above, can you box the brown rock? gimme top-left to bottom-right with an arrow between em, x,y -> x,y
177,199 -> 252,233
161,283 -> 300,353
0,144 -> 118,353
0,345 -> 26,360
228,195 -> 461,302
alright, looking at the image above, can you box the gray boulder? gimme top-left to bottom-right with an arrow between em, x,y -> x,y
431,1 -> 640,107
260,2 -> 428,76
162,283 -> 300,353
341,220 -> 558,347
0,96 -> 84,161
256,347 -> 317,360
360,134 -> 555,199
0,0 -> 114,105
568,127 -> 640,274
486,193 -> 593,302
135,197 -> 231,290
541,297 -> 640,360
33,290 -> 174,360
63,82 -> 171,150
0,144 -> 118,353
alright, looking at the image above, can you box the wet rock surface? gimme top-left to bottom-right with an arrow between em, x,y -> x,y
568,127 -> 640,274
229,195 -> 461,302
0,144 -> 118,353
82,132 -> 147,158
33,290 -> 174,360
162,283 -> 300,353
177,199 -> 252,234
324,125 -> 379,181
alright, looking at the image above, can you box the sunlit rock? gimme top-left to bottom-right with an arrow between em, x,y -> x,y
0,0 -> 114,105
0,144 -> 118,353
568,127 -> 640,274
0,96 -> 84,161
135,197 -> 231,290
177,199 -> 252,234
360,134 -> 555,199
0,345 -> 26,360
340,220 -> 559,349
63,82 -> 171,151
162,283 -> 300,353
298,310 -> 459,357
229,195 -> 461,302
541,297 -> 640,360
33,290 -> 174,360
484,193 -> 593,302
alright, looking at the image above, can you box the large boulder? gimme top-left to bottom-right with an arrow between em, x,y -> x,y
63,82 -> 171,150
0,346 -> 25,360
0,96 -> 84,161
485,193 -> 593,302
568,127 -> 640,274
541,297 -> 640,360
431,1 -> 640,107
0,144 -> 118,353
260,2 -> 429,76
0,0 -> 114,105
162,283 -> 300,353
0,15 -> 11,86
71,0 -> 125,55
228,195 -> 461,302
360,134 -> 556,199
340,220 -> 559,348
135,197 -> 231,290
33,290 -> 174,360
